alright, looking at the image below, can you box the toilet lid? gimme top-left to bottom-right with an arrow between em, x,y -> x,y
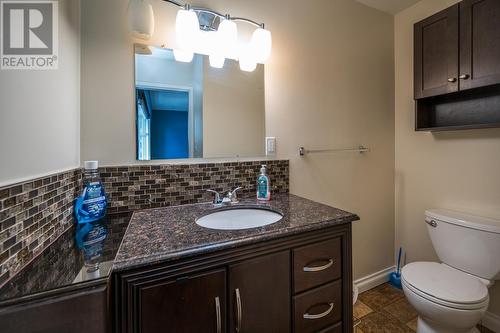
401,262 -> 488,305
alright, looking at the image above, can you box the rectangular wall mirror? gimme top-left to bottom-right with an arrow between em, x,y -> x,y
135,45 -> 265,160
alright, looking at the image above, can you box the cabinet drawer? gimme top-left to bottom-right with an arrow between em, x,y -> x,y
293,237 -> 341,293
293,280 -> 342,333
319,322 -> 342,333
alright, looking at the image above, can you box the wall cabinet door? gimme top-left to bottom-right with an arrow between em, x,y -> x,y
140,268 -> 226,333
414,4 -> 459,99
228,251 -> 290,333
460,0 -> 500,90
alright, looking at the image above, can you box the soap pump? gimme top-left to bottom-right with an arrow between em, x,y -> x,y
256,165 -> 271,201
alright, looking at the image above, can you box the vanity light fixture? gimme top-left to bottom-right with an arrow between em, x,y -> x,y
128,0 -> 272,71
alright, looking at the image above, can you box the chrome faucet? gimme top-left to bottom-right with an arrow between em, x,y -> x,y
227,187 -> 243,204
206,189 -> 222,205
207,187 -> 243,206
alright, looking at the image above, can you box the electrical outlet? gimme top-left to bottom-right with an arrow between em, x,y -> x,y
266,137 -> 276,156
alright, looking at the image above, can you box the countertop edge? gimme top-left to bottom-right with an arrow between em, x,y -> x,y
112,213 -> 359,273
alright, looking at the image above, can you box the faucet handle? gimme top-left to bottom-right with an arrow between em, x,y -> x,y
228,187 -> 243,203
206,190 -> 222,204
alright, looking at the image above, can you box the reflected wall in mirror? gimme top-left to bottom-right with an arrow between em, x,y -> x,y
135,46 -> 265,160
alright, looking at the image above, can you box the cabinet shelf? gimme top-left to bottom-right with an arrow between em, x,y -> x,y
415,85 -> 500,131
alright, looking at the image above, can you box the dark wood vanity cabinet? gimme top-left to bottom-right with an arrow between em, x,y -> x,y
113,224 -> 353,333
414,0 -> 500,130
140,268 -> 227,333
228,251 -> 291,332
0,283 -> 109,333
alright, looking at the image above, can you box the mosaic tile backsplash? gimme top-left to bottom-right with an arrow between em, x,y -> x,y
0,170 -> 81,286
101,160 -> 289,214
0,159 -> 288,288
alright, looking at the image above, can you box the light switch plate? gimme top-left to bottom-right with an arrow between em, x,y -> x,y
266,137 -> 276,156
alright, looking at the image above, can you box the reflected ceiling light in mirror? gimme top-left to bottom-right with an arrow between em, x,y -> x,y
209,55 -> 225,68
250,27 -> 272,64
127,0 -> 155,40
198,30 -> 225,68
173,49 -> 194,62
239,45 -> 257,72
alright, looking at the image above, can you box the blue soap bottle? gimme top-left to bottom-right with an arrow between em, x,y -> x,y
75,161 -> 108,224
257,165 -> 271,201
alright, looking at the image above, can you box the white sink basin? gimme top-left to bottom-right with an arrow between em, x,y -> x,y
196,208 -> 283,230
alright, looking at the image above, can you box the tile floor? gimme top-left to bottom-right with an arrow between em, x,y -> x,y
354,283 -> 496,333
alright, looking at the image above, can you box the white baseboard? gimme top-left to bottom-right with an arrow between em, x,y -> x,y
483,311 -> 500,333
354,266 -> 396,293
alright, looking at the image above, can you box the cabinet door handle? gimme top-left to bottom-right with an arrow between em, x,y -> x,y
235,288 -> 242,332
303,302 -> 334,320
215,296 -> 222,333
447,78 -> 457,83
303,259 -> 334,272
459,74 -> 470,80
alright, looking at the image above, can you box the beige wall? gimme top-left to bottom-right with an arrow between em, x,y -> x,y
81,0 -> 395,280
395,0 -> 500,316
203,59 -> 265,158
0,0 -> 80,187
263,0 -> 395,279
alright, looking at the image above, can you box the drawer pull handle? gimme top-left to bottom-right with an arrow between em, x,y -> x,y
215,296 -> 221,333
303,302 -> 334,320
235,288 -> 242,332
303,259 -> 334,272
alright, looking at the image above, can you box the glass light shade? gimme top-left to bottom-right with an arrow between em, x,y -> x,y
209,55 -> 225,68
217,19 -> 238,59
239,52 -> 257,72
175,9 -> 200,52
250,28 -> 272,63
127,0 -> 154,40
173,49 -> 194,62
197,30 -> 217,55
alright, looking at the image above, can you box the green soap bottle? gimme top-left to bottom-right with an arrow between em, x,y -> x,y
257,165 -> 271,201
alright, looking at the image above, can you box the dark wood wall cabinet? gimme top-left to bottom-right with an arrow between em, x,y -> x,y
414,0 -> 500,131
113,224 -> 353,333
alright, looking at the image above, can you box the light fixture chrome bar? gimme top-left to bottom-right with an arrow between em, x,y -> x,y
162,0 -> 184,9
231,17 -> 264,28
161,0 -> 265,28
299,145 -> 370,156
192,7 -> 225,19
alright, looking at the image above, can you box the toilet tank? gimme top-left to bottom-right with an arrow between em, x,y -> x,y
426,209 -> 500,280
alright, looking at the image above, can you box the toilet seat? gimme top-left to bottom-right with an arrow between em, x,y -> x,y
401,262 -> 489,310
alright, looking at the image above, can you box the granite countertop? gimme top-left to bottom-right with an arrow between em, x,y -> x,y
113,194 -> 359,272
0,213 -> 131,304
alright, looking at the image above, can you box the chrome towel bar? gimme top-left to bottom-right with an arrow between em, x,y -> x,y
299,145 -> 369,156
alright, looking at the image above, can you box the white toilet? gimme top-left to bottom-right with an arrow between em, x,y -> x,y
401,209 -> 500,333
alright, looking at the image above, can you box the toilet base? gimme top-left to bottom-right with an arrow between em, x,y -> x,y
417,317 -> 480,333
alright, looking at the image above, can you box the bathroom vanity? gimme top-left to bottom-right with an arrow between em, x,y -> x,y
0,193 -> 358,333
112,194 -> 358,333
